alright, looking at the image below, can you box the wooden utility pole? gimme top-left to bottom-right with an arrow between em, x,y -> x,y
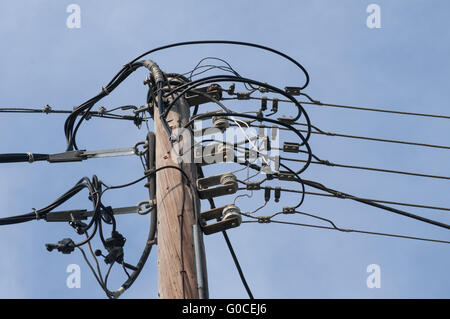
154,78 -> 205,299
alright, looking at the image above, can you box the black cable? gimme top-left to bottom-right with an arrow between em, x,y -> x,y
229,96 -> 450,120
0,153 -> 49,164
127,40 -> 310,90
301,179 -> 450,231
237,187 -> 450,212
162,75 -> 310,131
246,122 -> 450,151
64,61 -> 146,151
0,107 -> 140,121
229,159 -> 450,231
0,179 -> 88,225
280,155 -> 450,181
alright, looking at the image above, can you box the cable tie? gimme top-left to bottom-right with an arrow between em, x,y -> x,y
33,208 -> 40,220
237,92 -> 251,100
27,152 -> 34,163
101,86 -> 110,96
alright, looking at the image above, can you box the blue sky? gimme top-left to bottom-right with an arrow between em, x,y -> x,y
0,0 -> 449,298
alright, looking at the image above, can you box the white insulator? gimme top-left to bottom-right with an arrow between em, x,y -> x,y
212,115 -> 229,132
222,204 -> 242,227
220,173 -> 237,186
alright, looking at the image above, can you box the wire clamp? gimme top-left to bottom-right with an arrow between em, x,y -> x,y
257,216 -> 271,224
282,207 -> 295,214
42,104 -> 52,114
246,182 -> 261,191
285,86 -> 301,96
101,86 -> 110,96
199,204 -> 242,235
236,92 -> 251,100
197,172 -> 238,199
27,152 -> 34,163
33,208 -> 39,220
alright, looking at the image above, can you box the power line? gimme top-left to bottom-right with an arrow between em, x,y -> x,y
243,219 -> 450,245
237,122 -> 450,151
237,186 -> 450,212
281,156 -> 450,180
3,40 -> 449,300
300,178 -> 450,231
0,106 -> 142,121
225,96 -> 450,120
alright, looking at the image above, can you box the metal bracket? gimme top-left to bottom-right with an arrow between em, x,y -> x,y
285,86 -> 301,96
45,206 -> 140,222
194,143 -> 234,166
283,142 -> 300,153
200,205 -> 242,235
277,116 -> 295,124
282,207 -> 295,214
197,172 -> 238,199
185,84 -> 223,106
236,92 -> 251,100
278,171 -> 297,181
47,147 -> 137,163
246,182 -> 261,191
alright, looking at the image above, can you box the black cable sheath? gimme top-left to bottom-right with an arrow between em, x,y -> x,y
301,179 -> 450,231
0,153 -> 48,163
128,40 -> 310,90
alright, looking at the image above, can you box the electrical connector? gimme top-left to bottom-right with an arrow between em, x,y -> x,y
285,86 -> 301,96
45,238 -> 75,254
237,92 -> 251,100
283,142 -> 300,153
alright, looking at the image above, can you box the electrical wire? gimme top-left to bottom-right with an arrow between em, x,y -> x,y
236,187 -> 450,212
243,219 -> 450,244
244,122 -> 450,150
280,155 -> 450,180
224,95 -> 450,120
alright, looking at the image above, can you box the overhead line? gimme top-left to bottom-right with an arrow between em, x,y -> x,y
281,157 -> 450,181
224,96 -> 450,120
237,186 -> 450,212
244,219 -> 450,245
234,123 -> 450,151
